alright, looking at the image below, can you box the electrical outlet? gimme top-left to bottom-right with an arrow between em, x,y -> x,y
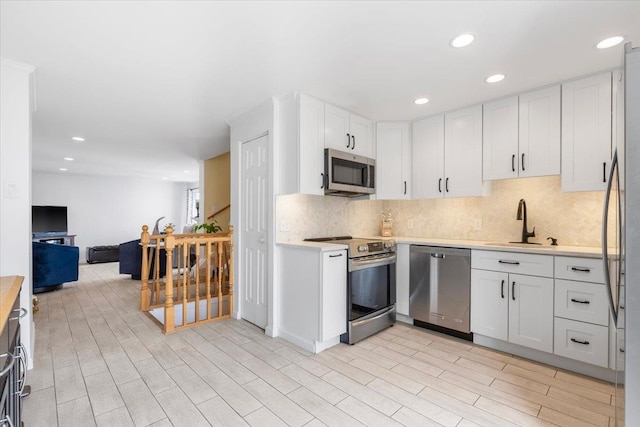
279,220 -> 290,232
407,219 -> 414,229
473,218 -> 483,231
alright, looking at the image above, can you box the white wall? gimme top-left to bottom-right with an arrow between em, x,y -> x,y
0,59 -> 36,368
32,173 -> 193,261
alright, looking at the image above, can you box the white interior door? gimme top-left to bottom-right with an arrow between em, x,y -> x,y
241,135 -> 268,328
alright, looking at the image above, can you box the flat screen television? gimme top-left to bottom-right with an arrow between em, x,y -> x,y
32,206 -> 68,237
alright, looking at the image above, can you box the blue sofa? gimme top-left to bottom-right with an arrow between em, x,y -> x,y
119,239 -> 166,280
32,241 -> 79,293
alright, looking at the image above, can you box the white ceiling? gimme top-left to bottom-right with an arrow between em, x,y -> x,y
1,1 -> 639,182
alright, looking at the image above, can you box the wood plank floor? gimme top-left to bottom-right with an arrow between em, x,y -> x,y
23,262 -> 618,426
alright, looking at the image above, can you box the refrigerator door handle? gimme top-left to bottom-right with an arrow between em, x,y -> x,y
601,150 -> 618,326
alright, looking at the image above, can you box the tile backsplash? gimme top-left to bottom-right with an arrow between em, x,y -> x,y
276,176 -> 604,247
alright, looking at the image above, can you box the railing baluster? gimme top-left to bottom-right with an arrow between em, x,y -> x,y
140,225 -> 150,311
182,241 -> 188,327
218,240 -> 223,318
206,241 -> 211,321
195,241 -> 200,322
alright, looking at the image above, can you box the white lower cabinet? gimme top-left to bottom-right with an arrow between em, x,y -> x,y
279,247 -> 347,353
471,268 -> 553,352
470,269 -> 508,340
555,317 -> 609,367
471,250 -> 553,353
508,274 -> 554,352
395,243 -> 410,317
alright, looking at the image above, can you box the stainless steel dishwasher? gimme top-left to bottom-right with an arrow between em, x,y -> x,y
409,245 -> 471,338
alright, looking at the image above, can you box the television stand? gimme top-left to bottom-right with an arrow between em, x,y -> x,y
33,234 -> 76,246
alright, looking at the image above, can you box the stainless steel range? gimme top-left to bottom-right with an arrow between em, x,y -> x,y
304,236 -> 397,344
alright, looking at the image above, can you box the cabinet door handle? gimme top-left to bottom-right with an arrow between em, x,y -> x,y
499,260 -> 520,265
603,162 -> 607,183
512,281 -> 516,300
346,133 -> 351,148
512,154 -> 515,172
570,298 -> 590,304
571,267 -> 591,273
445,177 -> 449,192
9,307 -> 28,321
620,348 -> 625,353
0,352 -> 15,377
501,280 -> 505,299
438,178 -> 442,193
404,181 -> 407,195
521,153 -> 525,172
352,135 -> 356,150
329,253 -> 343,258
571,338 -> 590,345
320,173 -> 324,189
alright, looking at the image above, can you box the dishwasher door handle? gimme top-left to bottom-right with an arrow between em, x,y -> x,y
430,253 -> 444,259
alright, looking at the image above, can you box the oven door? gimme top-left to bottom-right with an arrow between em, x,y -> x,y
348,254 -> 396,321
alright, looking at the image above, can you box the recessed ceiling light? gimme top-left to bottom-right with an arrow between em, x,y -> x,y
72,137 -> 85,142
162,177 -> 168,180
485,74 -> 505,83
59,168 -> 68,171
63,157 -> 74,161
450,33 -> 475,48
183,170 -> 190,173
597,36 -> 624,49
414,97 -> 429,105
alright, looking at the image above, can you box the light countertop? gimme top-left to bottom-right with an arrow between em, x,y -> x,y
278,237 -> 603,258
0,275 -> 24,332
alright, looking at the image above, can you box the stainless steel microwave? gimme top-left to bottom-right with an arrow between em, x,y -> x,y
324,149 -> 375,197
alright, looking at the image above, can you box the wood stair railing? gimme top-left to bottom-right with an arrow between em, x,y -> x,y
140,225 -> 234,334
207,204 -> 230,220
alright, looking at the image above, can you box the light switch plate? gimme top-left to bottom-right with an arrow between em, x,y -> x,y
4,182 -> 18,198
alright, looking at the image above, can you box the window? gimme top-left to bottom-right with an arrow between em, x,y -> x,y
187,187 -> 200,223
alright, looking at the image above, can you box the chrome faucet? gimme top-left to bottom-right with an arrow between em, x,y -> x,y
516,199 -> 536,243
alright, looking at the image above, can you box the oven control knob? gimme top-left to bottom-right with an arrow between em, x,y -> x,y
358,245 -> 368,252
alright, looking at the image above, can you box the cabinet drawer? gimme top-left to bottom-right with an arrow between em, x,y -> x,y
554,317 -> 608,367
471,250 -> 553,277
555,256 -> 604,283
555,279 -> 609,326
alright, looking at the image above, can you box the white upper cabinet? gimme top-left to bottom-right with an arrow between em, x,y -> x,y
562,72 -> 612,192
324,103 -> 351,152
483,87 -> 560,181
413,115 -> 445,199
518,86 -> 561,178
376,122 -> 412,199
278,93 -> 325,196
324,103 -> 374,158
412,114 -> 444,199
483,96 -> 519,180
349,113 -> 374,158
413,106 -> 483,199
444,105 -> 484,198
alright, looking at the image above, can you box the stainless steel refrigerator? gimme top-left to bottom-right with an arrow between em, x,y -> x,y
603,42 -> 639,426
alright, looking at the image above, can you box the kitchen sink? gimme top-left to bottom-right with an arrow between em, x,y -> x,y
483,242 -> 554,249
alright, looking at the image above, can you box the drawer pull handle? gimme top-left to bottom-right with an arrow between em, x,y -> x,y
499,260 -> 520,265
570,298 -> 590,304
329,254 -> 343,258
571,267 -> 591,273
9,307 -> 28,321
620,348 -> 625,353
620,305 -> 625,310
570,338 -> 590,345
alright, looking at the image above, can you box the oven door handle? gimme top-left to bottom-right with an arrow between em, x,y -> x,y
349,254 -> 397,271
351,306 -> 396,328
